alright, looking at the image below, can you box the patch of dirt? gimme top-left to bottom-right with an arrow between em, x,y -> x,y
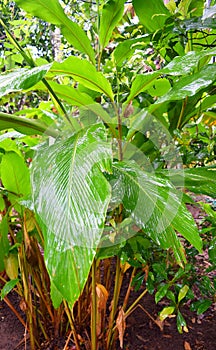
0,293 -> 30,350
120,291 -> 216,350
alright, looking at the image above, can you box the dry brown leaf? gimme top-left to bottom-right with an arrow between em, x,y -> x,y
96,283 -> 108,310
116,307 -> 126,349
96,284 -> 109,336
184,341 -> 192,350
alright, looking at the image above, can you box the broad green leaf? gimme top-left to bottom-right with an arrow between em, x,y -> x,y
148,78 -> 171,97
195,299 -> 212,315
0,139 -> 21,156
99,0 -> 125,50
178,285 -> 189,303
126,72 -> 161,103
155,284 -> 169,304
162,48 -> 216,76
161,168 -> 216,198
159,306 -> 175,321
51,57 -> 114,100
0,279 -> 19,300
31,124 -> 112,305
0,112 -> 58,137
1,152 -> 31,197
112,161 -> 202,258
14,0 -> 95,63
113,35 -> 150,67
133,0 -> 170,32
37,82 -> 116,135
0,64 -> 51,98
126,49 -> 216,102
155,65 -> 216,105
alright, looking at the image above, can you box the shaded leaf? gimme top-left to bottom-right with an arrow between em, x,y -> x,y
14,0 -> 95,63
0,217 -> 10,272
160,167 -> 216,198
31,124 -> 112,305
113,35 -> 149,67
177,311 -> 187,333
99,0 -> 125,50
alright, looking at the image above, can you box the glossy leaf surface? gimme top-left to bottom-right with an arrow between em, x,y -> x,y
156,65 -> 216,104
112,161 -> 202,259
31,124 -> 112,305
0,64 -> 51,98
14,0 -> 95,63
160,168 -> 216,198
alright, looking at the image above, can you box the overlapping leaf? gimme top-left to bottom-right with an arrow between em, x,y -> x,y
126,49 -> 216,102
160,167 -> 216,198
31,124 -> 112,305
51,57 -> 114,100
14,0 -> 95,63
111,161 -> 202,263
0,64 -> 51,98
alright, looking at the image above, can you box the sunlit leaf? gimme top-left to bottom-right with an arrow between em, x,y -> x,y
1,152 -> 31,197
178,285 -> 189,303
133,0 -> 170,32
31,124 -> 112,305
14,0 -> 95,63
99,0 -> 125,51
159,306 -> 175,321
51,57 -> 113,100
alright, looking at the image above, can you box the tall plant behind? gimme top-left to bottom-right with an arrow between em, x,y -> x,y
0,0 -> 216,349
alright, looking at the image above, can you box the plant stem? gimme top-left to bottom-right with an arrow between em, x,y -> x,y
106,257 -> 121,349
91,258 -> 98,350
63,300 -> 81,350
124,288 -> 148,318
123,267 -> 136,310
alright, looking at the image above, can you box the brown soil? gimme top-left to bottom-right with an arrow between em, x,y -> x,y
0,289 -> 216,350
